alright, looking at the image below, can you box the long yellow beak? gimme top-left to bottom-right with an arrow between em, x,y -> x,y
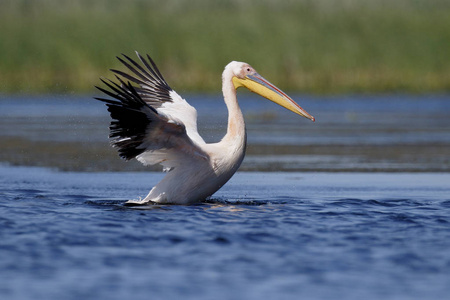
233,74 -> 315,122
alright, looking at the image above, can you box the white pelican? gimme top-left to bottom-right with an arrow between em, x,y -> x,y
96,52 -> 314,205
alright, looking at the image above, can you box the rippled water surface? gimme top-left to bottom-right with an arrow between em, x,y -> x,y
1,166 -> 450,300
1,94 -> 449,299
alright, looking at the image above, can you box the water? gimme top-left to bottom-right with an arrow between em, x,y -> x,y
1,166 -> 450,300
1,94 -> 450,299
1,94 -> 449,171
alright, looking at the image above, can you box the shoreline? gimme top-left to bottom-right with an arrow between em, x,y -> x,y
1,137 -> 448,173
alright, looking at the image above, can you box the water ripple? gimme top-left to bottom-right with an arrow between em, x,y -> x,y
1,166 -> 450,300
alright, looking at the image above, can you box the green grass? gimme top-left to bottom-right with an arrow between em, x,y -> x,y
1,0 -> 450,94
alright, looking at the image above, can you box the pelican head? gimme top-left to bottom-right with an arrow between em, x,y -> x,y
227,61 -> 315,121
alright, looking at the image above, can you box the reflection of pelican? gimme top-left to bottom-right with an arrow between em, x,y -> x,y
96,52 -> 314,204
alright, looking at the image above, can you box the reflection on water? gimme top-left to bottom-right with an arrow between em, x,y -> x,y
0,94 -> 449,171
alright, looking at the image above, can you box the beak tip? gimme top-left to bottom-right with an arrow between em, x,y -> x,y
311,116 -> 315,122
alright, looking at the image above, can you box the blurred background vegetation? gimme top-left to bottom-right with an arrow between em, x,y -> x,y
0,0 -> 449,94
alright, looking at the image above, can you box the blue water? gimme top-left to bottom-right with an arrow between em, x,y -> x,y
1,165 -> 450,300
1,94 -> 449,172
1,93 -> 449,299
2,94 -> 450,146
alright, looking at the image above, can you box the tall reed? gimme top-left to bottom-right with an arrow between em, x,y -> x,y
0,0 -> 449,93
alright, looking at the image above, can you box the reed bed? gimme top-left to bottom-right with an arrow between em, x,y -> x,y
0,0 -> 449,93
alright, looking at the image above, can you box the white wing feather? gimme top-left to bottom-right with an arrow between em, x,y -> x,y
157,90 -> 205,145
95,52 -> 208,171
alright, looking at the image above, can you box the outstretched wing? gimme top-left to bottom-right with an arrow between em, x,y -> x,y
95,52 -> 208,171
110,52 -> 205,146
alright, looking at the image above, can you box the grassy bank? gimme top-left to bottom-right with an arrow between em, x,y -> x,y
0,0 -> 450,94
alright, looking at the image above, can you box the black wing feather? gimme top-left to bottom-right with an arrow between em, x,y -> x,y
146,53 -> 169,85
110,53 -> 173,105
95,52 -> 179,160
122,53 -> 158,83
95,78 -> 157,160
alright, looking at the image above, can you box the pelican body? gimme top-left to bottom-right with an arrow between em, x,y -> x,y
96,52 -> 314,204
